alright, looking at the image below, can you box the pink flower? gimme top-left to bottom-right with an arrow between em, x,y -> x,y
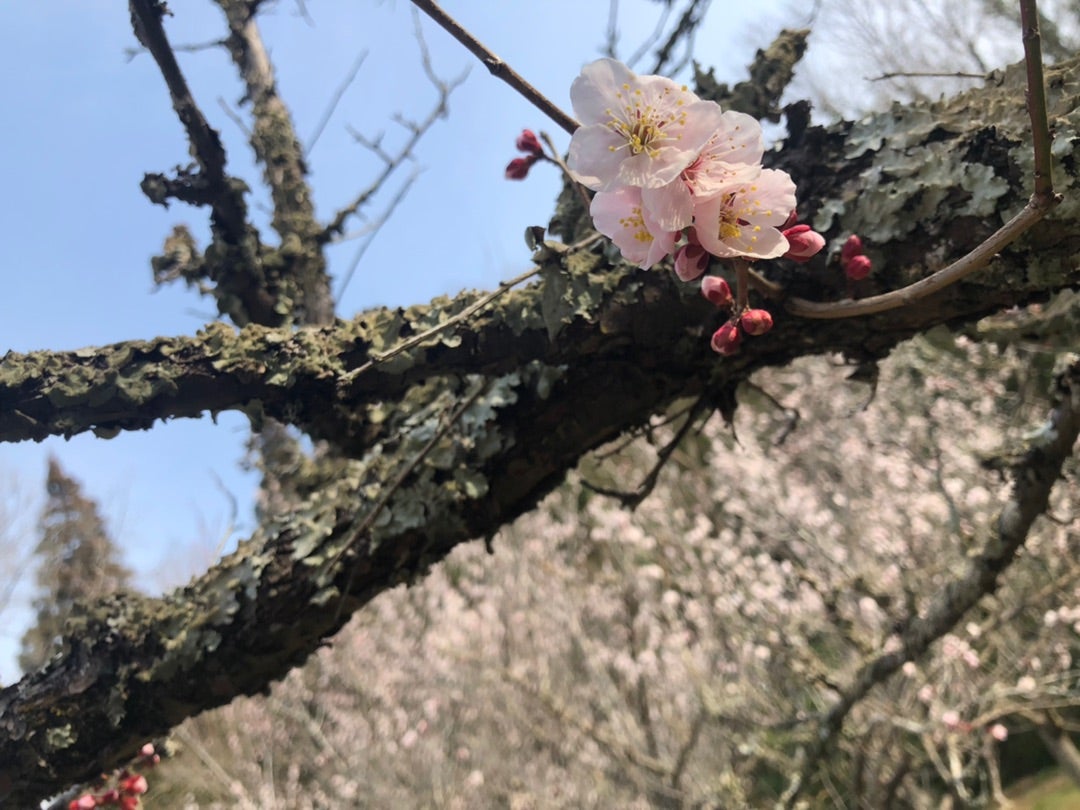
844,253 -> 872,280
990,723 -> 1008,742
700,276 -> 733,308
740,308 -> 773,336
568,58 -> 723,191
781,224 -> 825,262
691,169 -> 797,260
589,185 -> 677,269
69,796 -> 96,810
641,111 -> 764,231
941,710 -> 961,729
515,129 -> 543,156
710,321 -> 741,355
505,156 -> 536,180
674,231 -> 710,281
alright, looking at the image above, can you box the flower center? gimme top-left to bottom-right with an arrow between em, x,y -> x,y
605,84 -> 688,157
619,206 -> 654,244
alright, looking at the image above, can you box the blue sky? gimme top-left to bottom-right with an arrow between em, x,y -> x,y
0,2 -> 780,683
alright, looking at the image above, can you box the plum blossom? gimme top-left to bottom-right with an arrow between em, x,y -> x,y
691,169 -> 797,259
643,111 -> 765,230
568,58 -> 723,191
590,185 -> 677,269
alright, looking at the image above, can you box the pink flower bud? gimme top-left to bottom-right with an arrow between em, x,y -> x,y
844,253 -> 872,281
941,710 -> 961,729
515,129 -> 543,156
710,322 -> 741,355
121,774 -> 149,795
740,308 -> 773,336
69,796 -> 97,810
674,241 -> 710,281
505,156 -> 536,180
139,743 -> 156,759
700,276 -> 733,308
782,224 -> 825,262
989,723 -> 1008,741
840,234 -> 864,264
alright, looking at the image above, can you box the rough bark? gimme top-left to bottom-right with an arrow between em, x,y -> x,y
0,50 -> 1078,806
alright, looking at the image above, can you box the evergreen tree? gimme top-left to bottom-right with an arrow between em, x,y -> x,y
18,458 -> 132,673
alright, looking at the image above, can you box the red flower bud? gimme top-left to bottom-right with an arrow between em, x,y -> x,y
740,308 -> 774,336
505,156 -> 536,180
515,129 -> 543,156
674,232 -> 709,281
121,774 -> 149,795
700,276 -> 733,308
840,234 -> 864,264
119,797 -> 139,810
710,322 -> 741,355
844,253 -> 872,280
781,224 -> 825,262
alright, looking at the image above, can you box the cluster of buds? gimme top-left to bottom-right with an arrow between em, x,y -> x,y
68,744 -> 158,810
841,234 -> 872,280
505,129 -> 544,180
699,274 -> 775,355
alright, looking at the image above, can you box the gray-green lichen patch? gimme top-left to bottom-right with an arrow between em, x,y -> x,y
45,725 -> 76,750
540,244 -> 624,341
815,58 -> 1080,258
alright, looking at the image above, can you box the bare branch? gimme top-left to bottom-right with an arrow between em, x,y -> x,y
409,0 -> 579,135
305,51 -> 368,156
321,15 -> 467,246
781,356 -> 1080,806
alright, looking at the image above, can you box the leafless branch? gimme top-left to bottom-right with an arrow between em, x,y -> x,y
409,0 -> 579,135
781,356 -> 1080,807
320,13 -> 467,246
306,51 -> 368,156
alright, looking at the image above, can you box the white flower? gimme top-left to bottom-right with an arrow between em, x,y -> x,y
568,58 -> 723,191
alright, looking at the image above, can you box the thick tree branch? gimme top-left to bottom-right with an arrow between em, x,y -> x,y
216,0 -> 334,326
1,52 -> 1079,807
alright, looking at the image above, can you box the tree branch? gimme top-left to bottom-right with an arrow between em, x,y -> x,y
2,49 -> 1080,807
781,354 -> 1080,806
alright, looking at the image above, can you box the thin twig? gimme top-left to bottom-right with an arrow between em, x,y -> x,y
339,232 -> 602,387
329,379 -> 492,598
320,14 -> 467,245
343,264 -> 542,384
306,51 -> 368,156
335,170 -> 420,299
1020,0 -> 1056,206
734,258 -> 750,312
583,395 -> 709,509
409,0 -> 579,135
786,0 -> 1060,321
871,70 -> 985,81
784,201 -> 1057,319
539,131 -> 592,211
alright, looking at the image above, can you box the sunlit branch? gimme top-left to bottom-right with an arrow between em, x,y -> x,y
321,14 -> 467,247
409,0 -> 579,136
785,0 -> 1061,321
